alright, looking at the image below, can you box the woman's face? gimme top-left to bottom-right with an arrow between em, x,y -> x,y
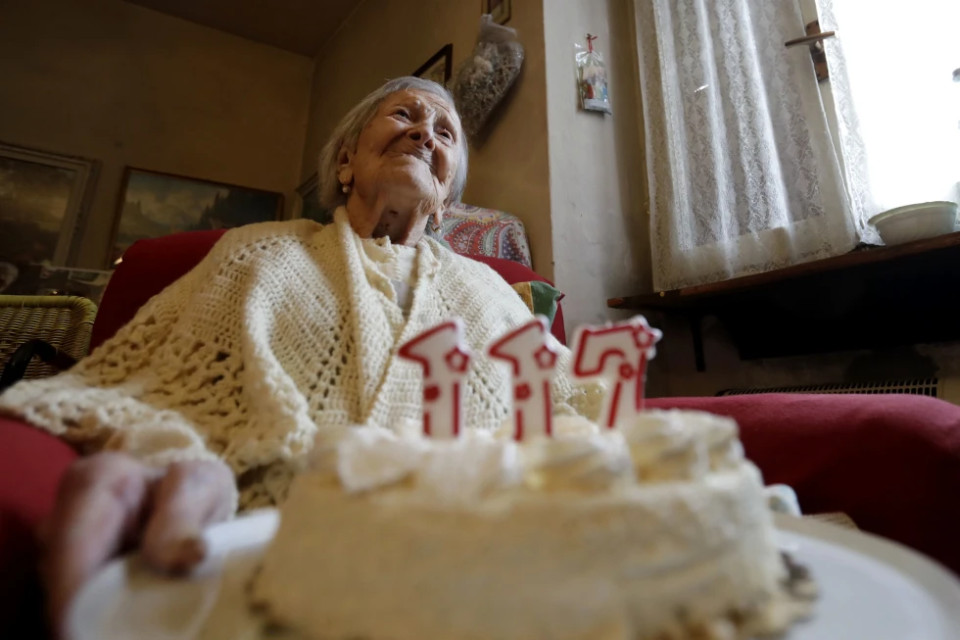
339,89 -> 462,244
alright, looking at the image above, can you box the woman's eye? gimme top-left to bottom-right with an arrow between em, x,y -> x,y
437,128 -> 453,141
394,109 -> 410,119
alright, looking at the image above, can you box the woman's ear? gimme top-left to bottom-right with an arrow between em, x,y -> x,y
337,146 -> 354,188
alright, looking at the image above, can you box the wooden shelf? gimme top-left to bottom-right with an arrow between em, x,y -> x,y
608,232 -> 960,370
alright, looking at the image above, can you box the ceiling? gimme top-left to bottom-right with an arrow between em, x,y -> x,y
125,0 -> 364,57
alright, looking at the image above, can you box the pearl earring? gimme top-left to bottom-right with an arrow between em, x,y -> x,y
341,183 -> 351,194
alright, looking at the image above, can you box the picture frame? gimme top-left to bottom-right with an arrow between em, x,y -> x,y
413,43 -> 453,86
0,142 -> 98,290
482,0 -> 511,25
109,167 -> 283,267
296,172 -> 333,225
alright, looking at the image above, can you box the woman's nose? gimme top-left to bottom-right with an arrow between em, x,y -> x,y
407,126 -> 435,149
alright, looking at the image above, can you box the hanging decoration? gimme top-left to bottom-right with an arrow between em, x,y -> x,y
452,14 -> 525,140
575,34 -> 611,114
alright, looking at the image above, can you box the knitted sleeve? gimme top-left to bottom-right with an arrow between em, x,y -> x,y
0,228 -> 245,469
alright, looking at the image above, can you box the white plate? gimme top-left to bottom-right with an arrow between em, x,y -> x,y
867,200 -> 958,245
69,510 -> 960,640
771,515 -> 960,639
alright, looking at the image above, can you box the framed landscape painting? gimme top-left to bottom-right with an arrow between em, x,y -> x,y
0,142 -> 98,293
110,168 -> 283,266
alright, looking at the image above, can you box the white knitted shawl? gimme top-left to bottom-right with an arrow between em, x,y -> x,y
0,209 -> 599,508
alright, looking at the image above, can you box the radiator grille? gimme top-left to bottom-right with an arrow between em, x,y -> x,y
717,378 -> 941,398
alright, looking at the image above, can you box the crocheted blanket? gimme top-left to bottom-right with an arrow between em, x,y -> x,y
0,209 -> 598,508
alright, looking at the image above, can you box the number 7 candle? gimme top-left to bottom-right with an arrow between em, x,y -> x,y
570,315 -> 662,430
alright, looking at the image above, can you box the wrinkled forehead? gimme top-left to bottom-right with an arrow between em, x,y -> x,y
379,89 -> 461,127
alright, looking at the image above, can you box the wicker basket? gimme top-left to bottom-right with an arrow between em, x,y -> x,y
0,295 -> 97,380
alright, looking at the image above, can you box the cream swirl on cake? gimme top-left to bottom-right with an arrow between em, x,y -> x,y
514,416 -> 633,491
311,417 -> 635,501
328,426 -> 520,504
311,412 -> 744,499
621,409 -> 745,481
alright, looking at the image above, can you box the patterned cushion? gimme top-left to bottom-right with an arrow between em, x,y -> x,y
441,203 -> 532,268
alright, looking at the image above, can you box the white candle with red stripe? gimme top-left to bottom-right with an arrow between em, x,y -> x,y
398,319 -> 472,439
570,315 -> 662,430
487,316 -> 558,441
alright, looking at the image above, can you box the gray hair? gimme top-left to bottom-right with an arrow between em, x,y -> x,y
317,76 -> 469,210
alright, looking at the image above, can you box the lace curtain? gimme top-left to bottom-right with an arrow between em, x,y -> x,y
632,0 -> 868,291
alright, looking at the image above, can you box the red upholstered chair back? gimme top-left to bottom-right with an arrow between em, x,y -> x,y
91,228 -> 565,351
91,229 -> 228,350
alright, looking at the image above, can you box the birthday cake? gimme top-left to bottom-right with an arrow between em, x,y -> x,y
250,317 -> 815,640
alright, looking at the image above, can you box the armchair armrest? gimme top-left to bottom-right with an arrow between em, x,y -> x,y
0,418 -> 77,526
0,418 -> 77,633
649,393 -> 960,576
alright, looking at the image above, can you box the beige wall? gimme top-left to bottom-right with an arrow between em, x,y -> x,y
542,0 -> 651,335
0,0 -> 312,268
300,0 -> 554,278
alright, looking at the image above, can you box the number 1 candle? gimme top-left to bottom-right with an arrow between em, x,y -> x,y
487,316 -> 558,441
398,319 -> 472,439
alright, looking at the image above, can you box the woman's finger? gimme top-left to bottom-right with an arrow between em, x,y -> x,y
140,459 -> 236,574
42,453 -> 159,637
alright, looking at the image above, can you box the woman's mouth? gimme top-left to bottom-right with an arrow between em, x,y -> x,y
387,142 -> 431,163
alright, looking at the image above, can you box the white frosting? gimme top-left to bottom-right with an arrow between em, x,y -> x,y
521,417 -> 635,491
335,426 -> 427,493
416,434 -> 521,505
253,410 -> 811,640
621,410 -> 708,482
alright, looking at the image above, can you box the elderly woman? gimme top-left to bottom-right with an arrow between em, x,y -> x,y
0,77 -> 596,633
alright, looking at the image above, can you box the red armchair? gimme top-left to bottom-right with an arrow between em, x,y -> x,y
3,228 -> 960,634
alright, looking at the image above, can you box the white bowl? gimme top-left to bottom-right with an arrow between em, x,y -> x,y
868,201 -> 958,246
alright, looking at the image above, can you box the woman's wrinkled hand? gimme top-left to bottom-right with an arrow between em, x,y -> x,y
41,452 -> 236,638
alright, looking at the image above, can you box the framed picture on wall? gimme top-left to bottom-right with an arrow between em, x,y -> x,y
296,173 -> 333,225
413,43 -> 453,86
109,168 -> 283,267
0,142 -> 98,293
482,0 -> 511,25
